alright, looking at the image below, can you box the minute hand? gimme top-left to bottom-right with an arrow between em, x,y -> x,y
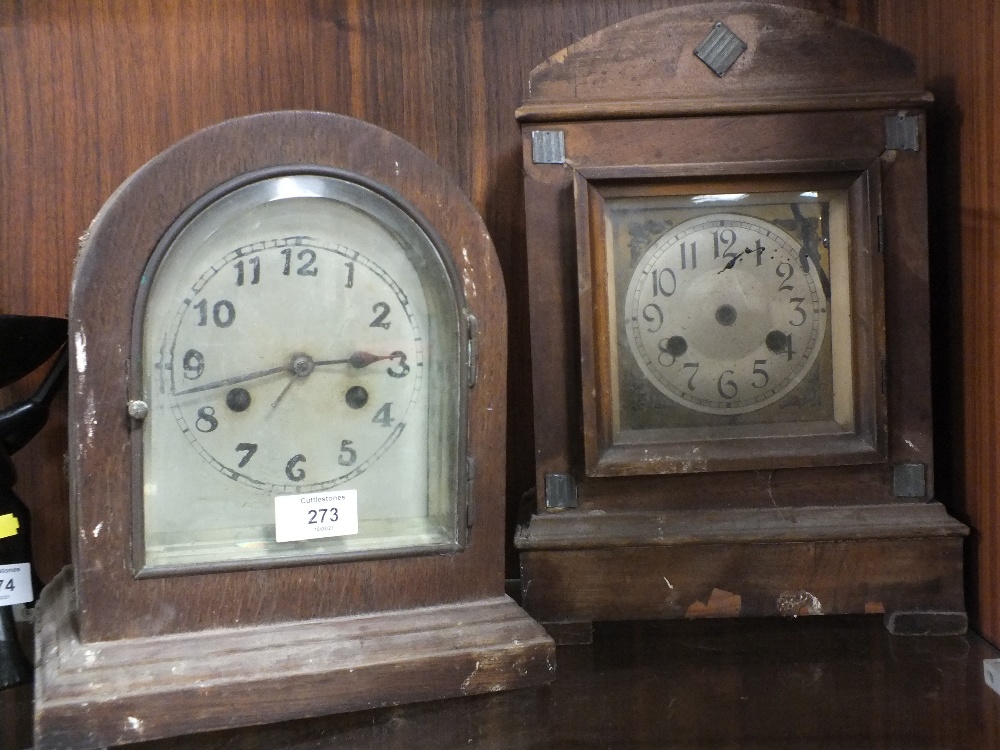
173,364 -> 289,396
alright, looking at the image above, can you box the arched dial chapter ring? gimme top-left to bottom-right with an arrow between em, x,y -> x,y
160,236 -> 423,494
624,213 -> 828,415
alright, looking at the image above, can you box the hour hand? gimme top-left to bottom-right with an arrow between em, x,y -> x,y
313,351 -> 394,369
173,363 -> 289,396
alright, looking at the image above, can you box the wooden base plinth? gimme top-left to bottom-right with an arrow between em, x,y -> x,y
34,570 -> 555,749
516,503 -> 968,643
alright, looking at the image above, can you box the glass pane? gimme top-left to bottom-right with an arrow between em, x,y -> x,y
603,185 -> 854,441
139,173 -> 463,572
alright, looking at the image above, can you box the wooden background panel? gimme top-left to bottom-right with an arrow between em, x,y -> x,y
877,1 -> 1000,645
0,0 -> 874,584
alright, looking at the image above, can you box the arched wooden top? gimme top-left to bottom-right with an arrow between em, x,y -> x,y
517,2 -> 930,121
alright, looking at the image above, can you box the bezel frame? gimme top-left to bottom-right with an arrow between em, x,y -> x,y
576,166 -> 887,476
128,165 -> 470,577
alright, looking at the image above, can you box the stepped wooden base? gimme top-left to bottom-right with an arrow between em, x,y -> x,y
517,503 -> 968,645
34,569 -> 555,749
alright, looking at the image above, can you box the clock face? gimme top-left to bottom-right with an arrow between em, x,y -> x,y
623,213 -> 828,415
576,179 -> 873,475
164,236 -> 423,495
139,172 -> 464,571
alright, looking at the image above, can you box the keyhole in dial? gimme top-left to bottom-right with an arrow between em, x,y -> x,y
345,385 -> 369,410
715,304 -> 737,327
665,335 -> 688,358
226,387 -> 252,412
766,330 -> 789,353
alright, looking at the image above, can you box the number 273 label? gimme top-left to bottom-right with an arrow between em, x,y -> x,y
274,490 -> 359,543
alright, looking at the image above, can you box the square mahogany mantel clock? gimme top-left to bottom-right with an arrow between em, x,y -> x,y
515,2 -> 968,644
33,111 -> 554,748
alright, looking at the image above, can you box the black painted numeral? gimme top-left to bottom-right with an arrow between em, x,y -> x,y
387,351 -> 410,378
712,229 -> 738,260
776,262 -> 795,292
370,302 -> 391,329
285,454 -> 306,481
682,362 -> 699,391
235,257 -> 260,286
651,268 -> 676,297
643,303 -> 663,334
338,439 -> 357,467
754,239 -> 767,266
282,248 -> 319,277
679,241 -> 697,270
789,298 -> 807,326
235,443 -> 258,468
717,370 -> 738,400
372,403 -> 394,427
182,349 -> 205,380
752,360 -> 770,388
195,406 -> 218,433
195,299 -> 236,328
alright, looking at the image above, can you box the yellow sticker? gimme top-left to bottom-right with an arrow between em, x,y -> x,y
0,513 -> 19,540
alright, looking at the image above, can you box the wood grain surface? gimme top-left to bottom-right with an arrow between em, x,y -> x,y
8,613 -> 1000,749
64,110 -> 512,640
876,1 -> 1000,647
511,2 -> 973,634
0,0 -> 875,587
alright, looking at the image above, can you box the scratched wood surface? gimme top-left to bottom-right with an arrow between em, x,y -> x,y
0,0 -> 875,587
6,614 -> 1000,749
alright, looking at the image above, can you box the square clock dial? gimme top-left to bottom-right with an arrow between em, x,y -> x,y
580,173 -> 883,475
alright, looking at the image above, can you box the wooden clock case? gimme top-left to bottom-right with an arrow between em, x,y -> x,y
33,111 -> 554,749
514,3 -> 968,644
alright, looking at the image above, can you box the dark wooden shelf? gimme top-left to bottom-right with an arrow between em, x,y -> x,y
6,613 -> 1000,749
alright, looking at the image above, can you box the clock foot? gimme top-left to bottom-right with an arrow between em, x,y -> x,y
885,610 -> 968,636
33,570 -> 556,749
516,504 -> 968,631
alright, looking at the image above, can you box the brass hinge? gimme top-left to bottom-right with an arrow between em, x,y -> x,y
467,313 -> 478,388
531,130 -> 566,165
884,113 -> 920,151
466,456 -> 476,527
544,473 -> 578,510
893,463 -> 926,498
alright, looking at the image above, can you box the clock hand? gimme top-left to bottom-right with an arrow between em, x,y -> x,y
313,351 -> 395,369
271,354 -> 316,409
270,352 -> 394,410
717,247 -> 755,274
178,351 -> 399,400
173,363 -> 289,396
270,377 -> 298,409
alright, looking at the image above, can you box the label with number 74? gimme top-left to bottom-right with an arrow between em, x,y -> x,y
274,489 -> 359,543
0,563 -> 33,605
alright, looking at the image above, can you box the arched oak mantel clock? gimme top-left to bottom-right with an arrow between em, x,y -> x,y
514,2 -> 968,644
33,111 -> 554,748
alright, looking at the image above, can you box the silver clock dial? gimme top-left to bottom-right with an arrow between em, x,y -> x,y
161,236 -> 423,495
624,213 -> 828,415
139,171 -> 464,570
